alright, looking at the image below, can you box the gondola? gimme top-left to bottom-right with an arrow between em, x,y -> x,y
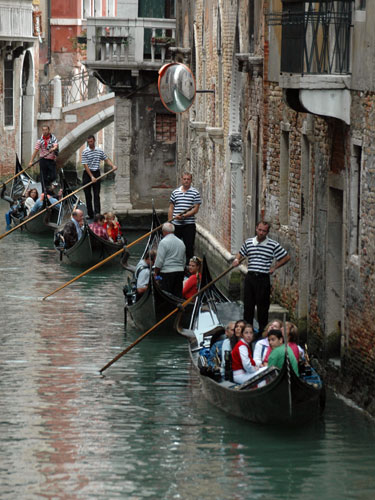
123,212 -> 227,333
6,157 -> 85,234
177,274 -> 325,425
55,223 -> 123,266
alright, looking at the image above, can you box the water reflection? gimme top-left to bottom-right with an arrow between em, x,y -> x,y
1,184 -> 375,499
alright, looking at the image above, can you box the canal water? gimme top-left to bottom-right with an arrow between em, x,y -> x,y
1,182 -> 375,500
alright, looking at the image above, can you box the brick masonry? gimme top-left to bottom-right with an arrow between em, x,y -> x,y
176,1 -> 375,415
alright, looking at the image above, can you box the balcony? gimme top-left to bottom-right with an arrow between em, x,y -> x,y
268,0 -> 353,124
85,17 -> 176,73
0,0 -> 35,43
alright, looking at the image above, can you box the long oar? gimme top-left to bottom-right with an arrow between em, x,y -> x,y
0,168 -> 116,241
1,158 -> 41,187
99,256 -> 246,374
41,208 -> 191,301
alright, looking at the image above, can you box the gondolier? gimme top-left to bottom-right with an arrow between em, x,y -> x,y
232,221 -> 290,336
168,171 -> 201,264
29,125 -> 59,190
81,135 -> 117,219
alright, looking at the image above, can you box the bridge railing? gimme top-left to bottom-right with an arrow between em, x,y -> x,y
86,17 -> 176,67
39,72 -> 108,113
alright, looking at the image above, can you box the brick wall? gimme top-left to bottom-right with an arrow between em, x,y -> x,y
176,0 -> 375,413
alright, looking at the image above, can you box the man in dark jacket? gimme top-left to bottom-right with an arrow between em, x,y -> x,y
62,209 -> 84,249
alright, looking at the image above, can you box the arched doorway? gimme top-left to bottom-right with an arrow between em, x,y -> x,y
21,51 -> 34,165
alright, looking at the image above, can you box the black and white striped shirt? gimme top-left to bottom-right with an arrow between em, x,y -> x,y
81,147 -> 107,172
169,186 -> 201,225
239,237 -> 288,273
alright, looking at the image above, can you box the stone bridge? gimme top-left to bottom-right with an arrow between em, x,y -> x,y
37,75 -> 114,166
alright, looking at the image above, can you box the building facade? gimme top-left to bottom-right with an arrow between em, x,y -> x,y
85,0 -> 178,210
0,0 -> 38,177
176,0 -> 375,413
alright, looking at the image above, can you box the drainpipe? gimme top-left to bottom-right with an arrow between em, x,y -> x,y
44,0 -> 51,76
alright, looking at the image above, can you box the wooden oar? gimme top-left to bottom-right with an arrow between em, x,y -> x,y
0,168 -> 116,241
99,256 -> 245,374
1,158 -> 41,187
41,208 -> 191,301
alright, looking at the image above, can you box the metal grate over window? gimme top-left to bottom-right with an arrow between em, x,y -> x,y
267,0 -> 353,75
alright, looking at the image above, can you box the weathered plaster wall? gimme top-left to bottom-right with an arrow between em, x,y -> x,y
112,84 -> 176,211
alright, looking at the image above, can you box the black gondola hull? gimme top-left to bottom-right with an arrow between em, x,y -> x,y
56,225 -> 122,266
190,344 -> 323,425
127,278 -> 194,332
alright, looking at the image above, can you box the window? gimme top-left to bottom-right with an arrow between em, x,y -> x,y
83,0 -> 102,18
106,0 -> 115,16
94,0 -> 102,17
249,0 -> 255,53
156,114 -> 176,142
83,0 -> 91,18
279,130 -> 289,225
4,59 -> 14,127
357,0 -> 366,10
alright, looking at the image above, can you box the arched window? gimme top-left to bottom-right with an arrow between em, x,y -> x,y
4,58 -> 14,127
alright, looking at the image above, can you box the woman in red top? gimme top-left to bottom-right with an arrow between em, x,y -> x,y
182,256 -> 202,299
231,325 -> 258,384
104,212 -> 122,242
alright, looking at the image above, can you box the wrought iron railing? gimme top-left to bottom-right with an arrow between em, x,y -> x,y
267,0 -> 353,75
39,72 -> 108,113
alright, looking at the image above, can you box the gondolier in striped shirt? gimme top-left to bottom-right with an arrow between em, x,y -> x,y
81,135 -> 117,219
232,221 -> 290,336
29,125 -> 59,190
168,171 -> 201,264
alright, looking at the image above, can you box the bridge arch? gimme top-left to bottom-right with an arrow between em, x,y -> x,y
57,104 -> 114,165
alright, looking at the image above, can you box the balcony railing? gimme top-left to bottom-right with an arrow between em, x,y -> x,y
86,17 -> 176,68
268,0 -> 353,75
0,0 -> 34,41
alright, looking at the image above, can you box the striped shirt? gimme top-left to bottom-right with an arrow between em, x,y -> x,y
239,236 -> 288,273
35,133 -> 58,160
169,186 -> 201,225
81,147 -> 107,172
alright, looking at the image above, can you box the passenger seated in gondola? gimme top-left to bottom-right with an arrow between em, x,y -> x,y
262,323 -> 302,366
24,188 -> 39,215
135,250 -> 156,299
3,195 -> 26,229
220,321 -> 236,375
266,329 -> 299,375
182,256 -> 202,299
231,319 -> 246,350
89,214 -> 109,240
231,325 -> 259,384
104,211 -> 123,242
62,209 -> 84,249
253,319 -> 283,367
282,321 -> 305,363
29,187 -> 61,214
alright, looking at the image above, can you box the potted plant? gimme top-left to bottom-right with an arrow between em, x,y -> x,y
151,36 -> 175,46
